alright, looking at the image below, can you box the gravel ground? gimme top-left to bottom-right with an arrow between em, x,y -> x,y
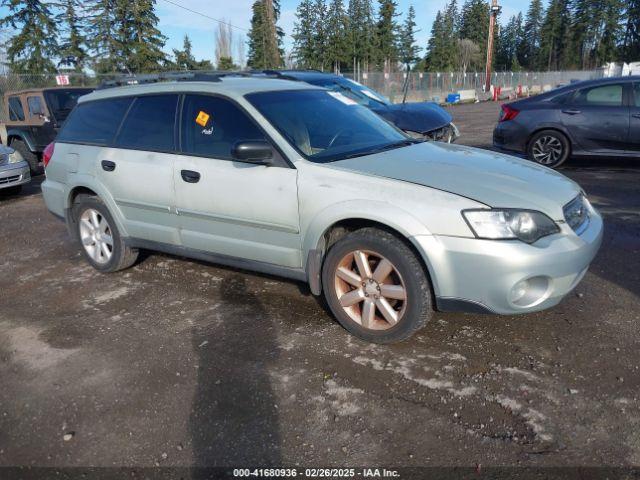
0,102 -> 639,472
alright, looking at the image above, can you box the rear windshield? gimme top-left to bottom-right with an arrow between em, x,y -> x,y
44,88 -> 93,122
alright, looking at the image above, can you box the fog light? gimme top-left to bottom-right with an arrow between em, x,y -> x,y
509,276 -> 551,308
510,279 -> 529,303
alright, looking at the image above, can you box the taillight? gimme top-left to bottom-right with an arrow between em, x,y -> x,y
500,104 -> 519,122
43,142 -> 55,168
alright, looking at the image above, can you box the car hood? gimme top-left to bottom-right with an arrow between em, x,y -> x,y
372,102 -> 452,133
325,142 -> 581,219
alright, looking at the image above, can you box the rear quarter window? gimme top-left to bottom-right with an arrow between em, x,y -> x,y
57,97 -> 132,145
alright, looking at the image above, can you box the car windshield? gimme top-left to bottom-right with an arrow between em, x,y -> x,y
306,77 -> 391,108
44,88 -> 93,122
246,89 -> 412,163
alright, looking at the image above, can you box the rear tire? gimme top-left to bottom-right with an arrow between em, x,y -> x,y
72,194 -> 138,272
10,138 -> 42,175
321,228 -> 432,344
527,130 -> 570,168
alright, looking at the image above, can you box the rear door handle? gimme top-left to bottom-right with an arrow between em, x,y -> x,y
181,170 -> 201,183
562,109 -> 581,115
101,160 -> 116,172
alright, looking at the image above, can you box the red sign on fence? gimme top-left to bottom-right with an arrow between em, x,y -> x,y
55,75 -> 70,86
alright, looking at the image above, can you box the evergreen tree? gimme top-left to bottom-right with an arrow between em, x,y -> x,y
346,0 -> 376,72
623,0 -> 640,59
126,0 -> 167,72
85,0 -> 121,73
424,0 -> 458,71
313,0 -> 328,70
519,0 -> 544,69
57,0 -> 86,72
172,35 -> 213,71
0,0 -> 58,73
538,0 -> 573,70
325,0 -> 348,72
375,0 -> 400,71
573,0 -> 623,69
496,13 -> 523,71
292,0 -> 316,67
247,0 -> 283,69
398,5 -> 420,68
459,0 -> 489,52
425,10 -> 445,71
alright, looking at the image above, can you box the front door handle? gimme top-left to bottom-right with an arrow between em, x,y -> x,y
101,160 -> 116,172
181,169 -> 201,183
632,113 -> 640,119
562,109 -> 582,115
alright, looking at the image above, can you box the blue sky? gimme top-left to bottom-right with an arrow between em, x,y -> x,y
0,0 -> 530,65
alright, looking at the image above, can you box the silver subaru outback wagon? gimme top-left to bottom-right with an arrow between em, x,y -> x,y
41,74 -> 603,343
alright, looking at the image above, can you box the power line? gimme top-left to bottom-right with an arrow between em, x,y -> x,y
158,0 -> 248,32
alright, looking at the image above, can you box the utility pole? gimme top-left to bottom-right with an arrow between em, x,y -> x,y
484,0 -> 501,92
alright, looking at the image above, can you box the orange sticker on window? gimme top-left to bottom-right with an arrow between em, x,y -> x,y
195,111 -> 210,127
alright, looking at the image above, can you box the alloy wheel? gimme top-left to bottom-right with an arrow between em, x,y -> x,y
333,249 -> 407,331
79,208 -> 114,265
532,135 -> 563,165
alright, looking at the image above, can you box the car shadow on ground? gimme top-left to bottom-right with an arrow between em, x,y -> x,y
189,273 -> 282,468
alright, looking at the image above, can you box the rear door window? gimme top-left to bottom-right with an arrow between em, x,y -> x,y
114,94 -> 179,152
57,97 -> 132,145
572,84 -> 624,106
180,94 -> 266,159
8,96 -> 25,121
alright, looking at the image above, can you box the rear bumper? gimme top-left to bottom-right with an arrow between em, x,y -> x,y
493,122 -> 529,153
414,207 -> 604,315
0,161 -> 30,189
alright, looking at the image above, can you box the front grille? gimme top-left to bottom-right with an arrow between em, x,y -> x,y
0,175 -> 20,185
563,194 -> 590,234
426,125 -> 453,142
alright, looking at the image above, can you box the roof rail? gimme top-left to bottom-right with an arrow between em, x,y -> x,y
97,71 -> 253,89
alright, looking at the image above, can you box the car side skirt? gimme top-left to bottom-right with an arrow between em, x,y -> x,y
124,238 -> 308,283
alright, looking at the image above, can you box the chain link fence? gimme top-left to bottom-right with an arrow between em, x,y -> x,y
0,69 -> 605,120
346,70 -> 604,103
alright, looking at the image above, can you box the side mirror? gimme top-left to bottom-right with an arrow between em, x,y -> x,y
232,141 -> 274,165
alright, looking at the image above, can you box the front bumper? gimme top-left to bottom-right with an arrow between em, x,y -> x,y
0,160 -> 31,189
413,208 -> 603,315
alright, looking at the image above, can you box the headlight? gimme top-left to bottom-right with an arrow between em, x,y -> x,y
462,209 -> 560,243
8,149 -> 24,164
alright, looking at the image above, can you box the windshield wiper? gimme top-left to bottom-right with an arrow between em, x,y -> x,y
339,139 -> 418,160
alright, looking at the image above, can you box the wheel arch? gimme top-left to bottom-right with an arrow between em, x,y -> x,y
6,129 -> 37,152
526,125 -> 573,153
64,181 -> 127,240
304,207 -> 438,297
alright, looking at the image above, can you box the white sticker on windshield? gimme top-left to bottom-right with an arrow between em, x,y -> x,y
360,89 -> 384,102
327,91 -> 358,106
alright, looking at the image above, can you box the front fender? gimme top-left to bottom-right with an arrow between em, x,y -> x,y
302,199 -> 432,256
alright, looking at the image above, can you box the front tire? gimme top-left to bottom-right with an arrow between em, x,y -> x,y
321,228 -> 432,343
527,130 -> 570,168
72,195 -> 138,272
